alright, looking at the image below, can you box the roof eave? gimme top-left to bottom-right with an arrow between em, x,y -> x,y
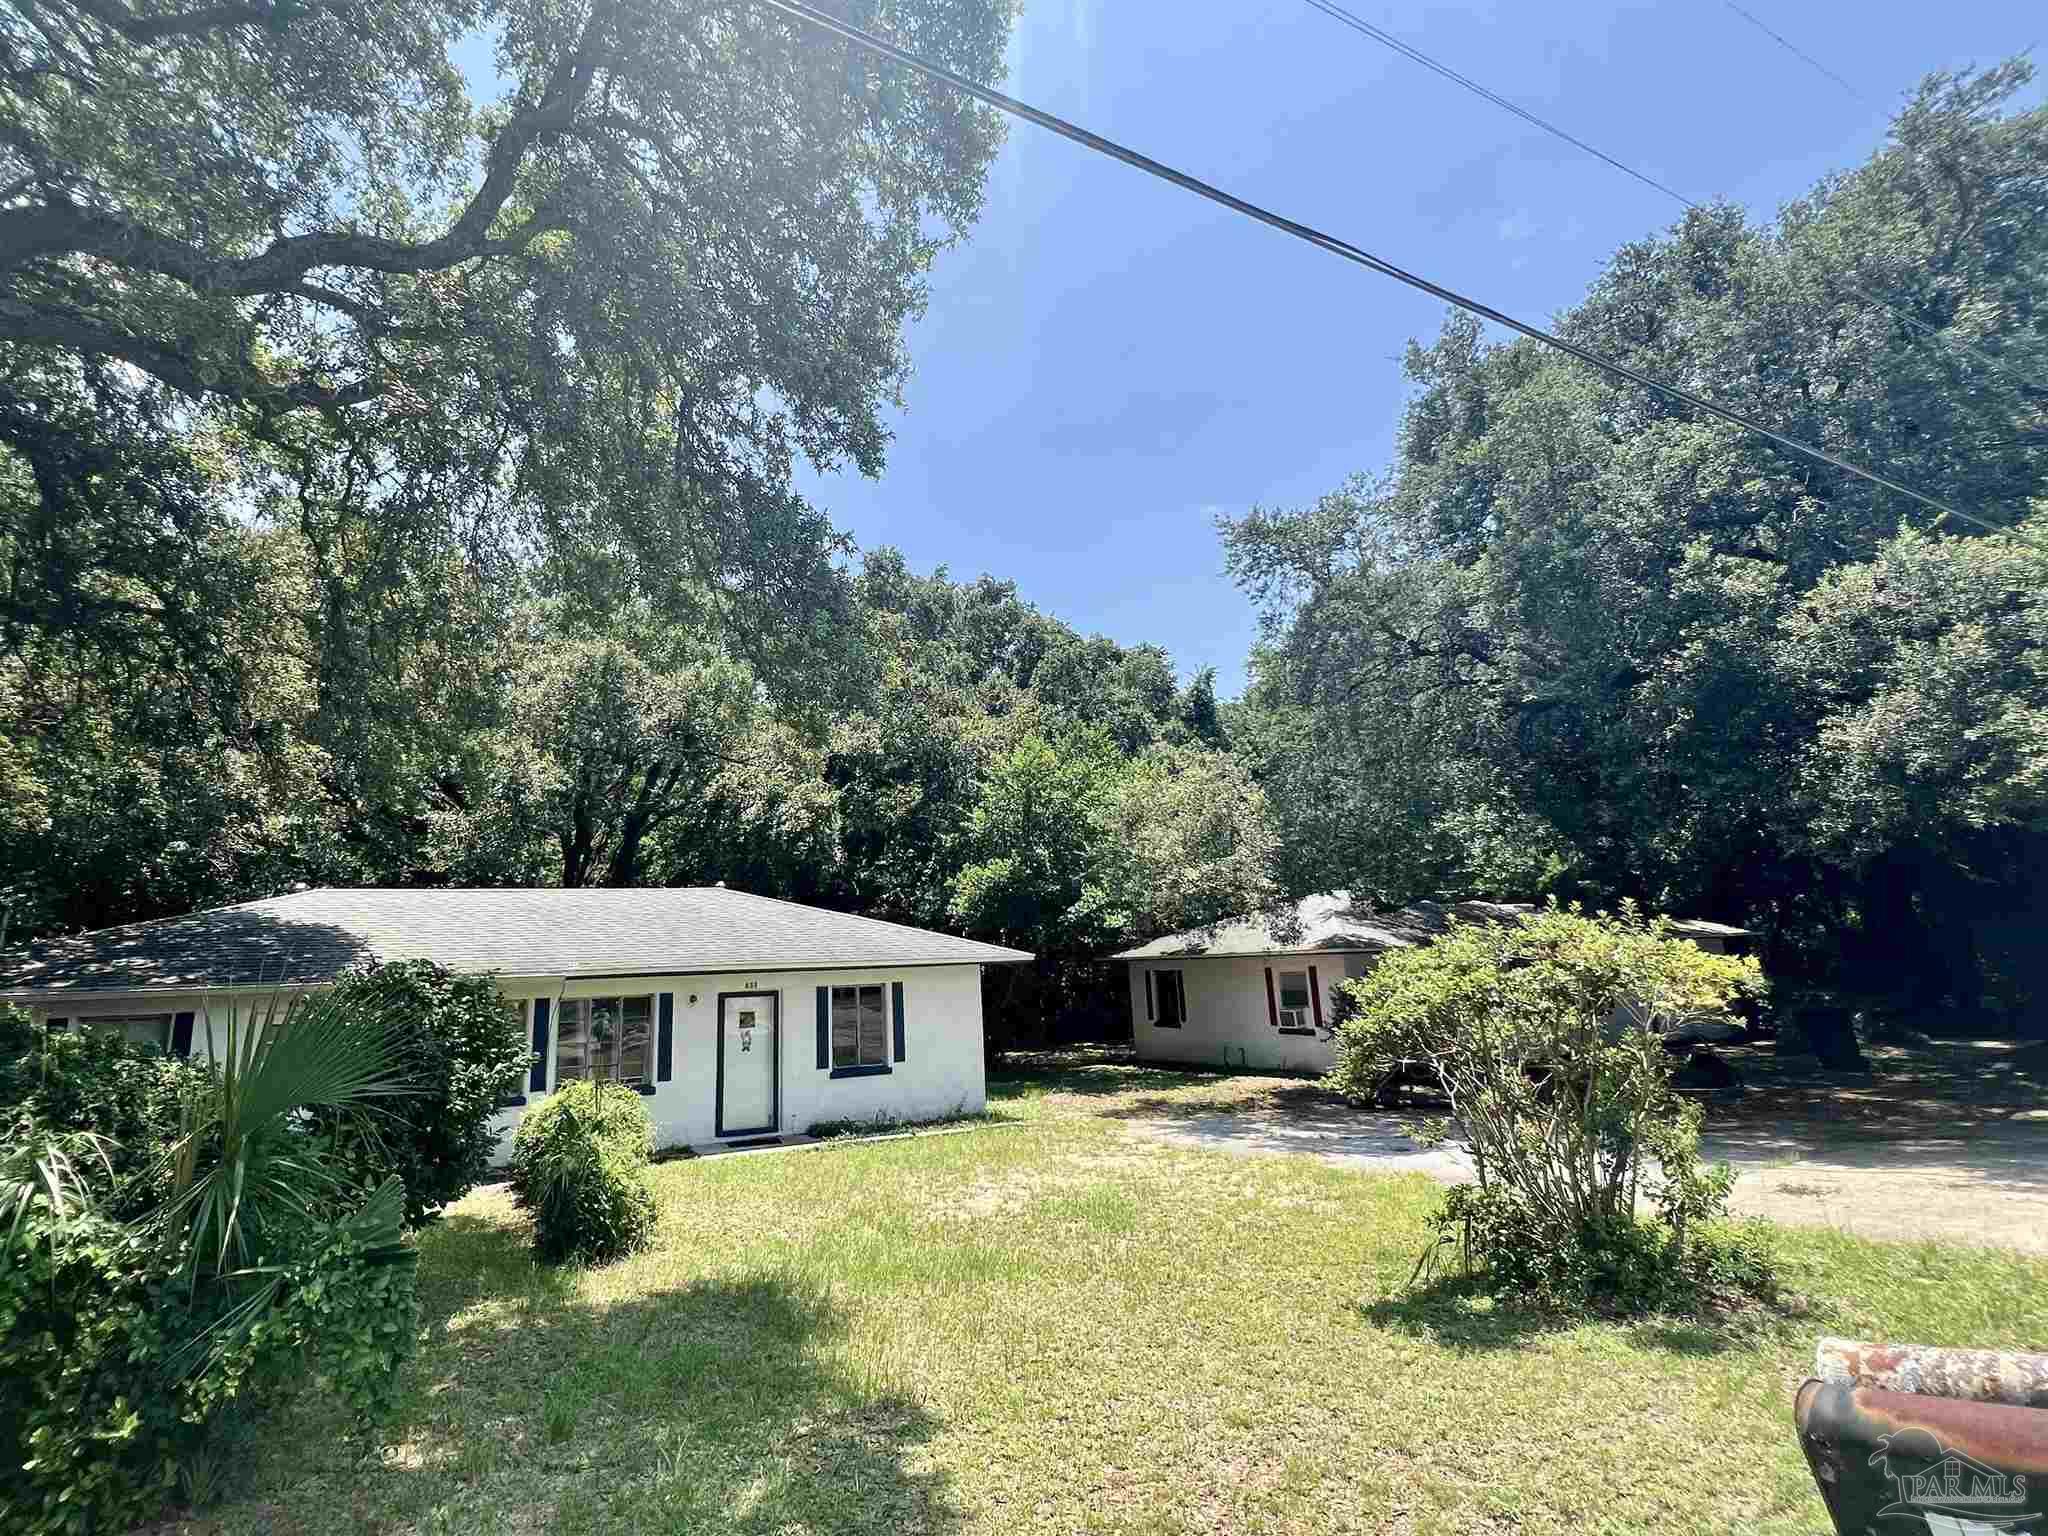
3,947 -> 1037,1000
1113,942 -> 1399,962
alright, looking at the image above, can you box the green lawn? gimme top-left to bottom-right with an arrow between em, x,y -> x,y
201,1058 -> 2048,1535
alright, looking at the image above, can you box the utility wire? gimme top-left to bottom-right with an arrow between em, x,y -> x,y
752,0 -> 2040,550
1299,0 -> 2048,398
1722,1 -> 1867,100
1299,0 -> 1694,209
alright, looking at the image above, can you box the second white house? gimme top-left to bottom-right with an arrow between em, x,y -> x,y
1114,893 -> 1751,1073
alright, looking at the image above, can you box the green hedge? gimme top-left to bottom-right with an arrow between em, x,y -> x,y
507,1081 -> 657,1264
0,1009 -> 206,1206
303,962 -> 532,1228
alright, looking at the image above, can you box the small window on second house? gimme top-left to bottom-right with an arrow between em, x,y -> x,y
831,984 -> 889,1069
1153,969 -> 1187,1027
1276,971 -> 1312,1031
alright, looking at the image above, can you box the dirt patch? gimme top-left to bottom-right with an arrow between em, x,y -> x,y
1010,1043 -> 2048,1253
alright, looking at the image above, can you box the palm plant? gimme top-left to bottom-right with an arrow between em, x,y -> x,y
158,986 -> 411,1282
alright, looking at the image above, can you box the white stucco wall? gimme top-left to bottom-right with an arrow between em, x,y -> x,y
28,961 -> 990,1157
1126,954 -> 1371,1074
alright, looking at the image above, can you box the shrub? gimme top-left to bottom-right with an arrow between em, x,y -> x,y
1423,1182 -> 1778,1314
302,962 -> 532,1228
0,1006 -> 207,1207
0,1185 -> 418,1536
508,1081 -> 657,1264
0,991 -> 420,1532
1329,902 -> 1776,1313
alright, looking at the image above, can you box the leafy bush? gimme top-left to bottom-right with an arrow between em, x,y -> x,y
1328,902 -> 1775,1313
301,962 -> 532,1228
0,1182 -> 417,1536
1424,1181 -> 1777,1313
508,1081 -> 657,1264
0,1005 -> 206,1205
1,991 -> 421,1532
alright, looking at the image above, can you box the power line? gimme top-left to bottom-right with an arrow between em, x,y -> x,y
1722,2 -> 1867,101
751,0 -> 2040,550
1298,0 -> 2048,398
1299,0 -> 1695,210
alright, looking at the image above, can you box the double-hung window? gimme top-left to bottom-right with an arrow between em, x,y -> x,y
554,995 -> 653,1088
830,984 -> 889,1071
1275,971 -> 1313,1032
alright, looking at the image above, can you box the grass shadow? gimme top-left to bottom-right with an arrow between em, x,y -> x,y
1623,1307 -> 1806,1357
988,1048 -> 1218,1103
1356,1271 -> 1806,1360
219,1211 -> 961,1535
1351,1274 -> 1571,1354
1096,1080 -> 1370,1125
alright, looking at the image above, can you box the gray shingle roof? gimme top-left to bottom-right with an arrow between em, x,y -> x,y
1112,893 -> 1749,961
1111,893 -> 1529,961
0,887 -> 1033,996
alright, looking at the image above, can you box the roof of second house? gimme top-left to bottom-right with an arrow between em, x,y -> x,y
1111,892 -> 1749,961
0,887 -> 1034,997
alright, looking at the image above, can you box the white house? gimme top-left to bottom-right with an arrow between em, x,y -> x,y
1114,893 -> 1751,1074
0,886 -> 1032,1152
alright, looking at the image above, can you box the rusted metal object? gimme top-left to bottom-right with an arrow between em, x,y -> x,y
1817,1338 -> 2048,1410
1796,1378 -> 2048,1534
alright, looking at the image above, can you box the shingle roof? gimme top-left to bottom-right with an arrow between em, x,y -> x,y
0,887 -> 1033,996
1111,893 -> 1748,961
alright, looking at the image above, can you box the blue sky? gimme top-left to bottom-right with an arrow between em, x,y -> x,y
790,0 -> 2041,693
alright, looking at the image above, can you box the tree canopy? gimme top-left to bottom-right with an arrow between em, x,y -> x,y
4,0 -> 1009,638
1226,63 -> 2048,1027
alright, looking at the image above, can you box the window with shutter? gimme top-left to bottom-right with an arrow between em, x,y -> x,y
1275,971 -> 1313,1032
61,1013 -> 175,1050
550,996 -> 655,1094
828,984 -> 891,1075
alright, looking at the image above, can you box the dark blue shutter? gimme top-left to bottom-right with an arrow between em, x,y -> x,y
1145,971 -> 1154,1021
657,993 -> 674,1083
170,1011 -> 195,1058
891,981 -> 906,1063
530,998 -> 551,1094
815,987 -> 829,1069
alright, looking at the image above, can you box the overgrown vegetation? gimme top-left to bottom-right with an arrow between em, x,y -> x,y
1225,63 -> 2048,1033
1327,906 -> 1777,1312
0,1006 -> 205,1200
305,963 -> 533,1229
0,1002 -> 419,1534
508,1080 -> 658,1265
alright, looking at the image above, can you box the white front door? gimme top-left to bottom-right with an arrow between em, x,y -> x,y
717,992 -> 778,1136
